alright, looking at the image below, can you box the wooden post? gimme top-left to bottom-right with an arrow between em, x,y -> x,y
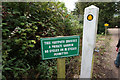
80,5 -> 99,78
57,58 -> 65,79
105,26 -> 107,36
104,23 -> 109,36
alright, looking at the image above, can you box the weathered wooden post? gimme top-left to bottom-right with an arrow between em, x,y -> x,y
80,5 -> 99,78
57,58 -> 65,78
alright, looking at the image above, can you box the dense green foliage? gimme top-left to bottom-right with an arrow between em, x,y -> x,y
74,2 -> 120,33
110,2 -> 120,28
2,2 -> 82,79
3,2 -> 119,79
110,16 -> 120,28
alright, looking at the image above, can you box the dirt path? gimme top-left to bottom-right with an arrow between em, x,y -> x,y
66,28 -> 120,79
93,28 -> 120,79
108,28 -> 120,78
107,28 -> 119,78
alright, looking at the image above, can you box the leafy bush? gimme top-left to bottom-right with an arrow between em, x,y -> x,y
2,2 -> 82,79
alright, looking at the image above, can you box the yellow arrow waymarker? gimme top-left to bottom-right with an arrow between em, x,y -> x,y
104,23 -> 109,27
87,14 -> 93,21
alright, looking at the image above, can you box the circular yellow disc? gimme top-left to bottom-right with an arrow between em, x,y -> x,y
104,23 -> 109,27
87,14 -> 93,21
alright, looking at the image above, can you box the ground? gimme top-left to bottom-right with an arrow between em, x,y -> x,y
66,28 -> 120,79
93,28 -> 120,79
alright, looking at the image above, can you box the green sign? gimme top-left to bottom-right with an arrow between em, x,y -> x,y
40,36 -> 80,60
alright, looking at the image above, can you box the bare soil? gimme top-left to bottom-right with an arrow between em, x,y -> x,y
66,28 -> 120,79
93,28 -> 120,79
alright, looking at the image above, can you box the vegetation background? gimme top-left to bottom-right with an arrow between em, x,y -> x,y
2,2 -> 120,79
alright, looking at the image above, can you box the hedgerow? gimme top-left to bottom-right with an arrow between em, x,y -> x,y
2,2 -> 82,79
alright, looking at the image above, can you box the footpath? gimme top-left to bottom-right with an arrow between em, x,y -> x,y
93,28 -> 120,79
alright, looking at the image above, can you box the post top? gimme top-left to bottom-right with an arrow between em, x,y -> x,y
85,5 -> 99,9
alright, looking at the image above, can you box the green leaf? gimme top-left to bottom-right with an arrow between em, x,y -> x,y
14,73 -> 18,78
42,23 -> 45,27
14,68 -> 25,71
25,53 -> 28,55
22,46 -> 26,50
26,28 -> 32,32
36,35 -> 40,38
4,68 -> 12,70
29,40 -> 36,44
3,29 -> 9,32
32,26 -> 38,30
2,23 -> 7,25
20,23 -> 25,26
13,11 -> 20,14
22,33 -> 27,36
29,44 -> 34,48
38,22 -> 42,24
31,40 -> 36,44
15,39 -> 22,43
